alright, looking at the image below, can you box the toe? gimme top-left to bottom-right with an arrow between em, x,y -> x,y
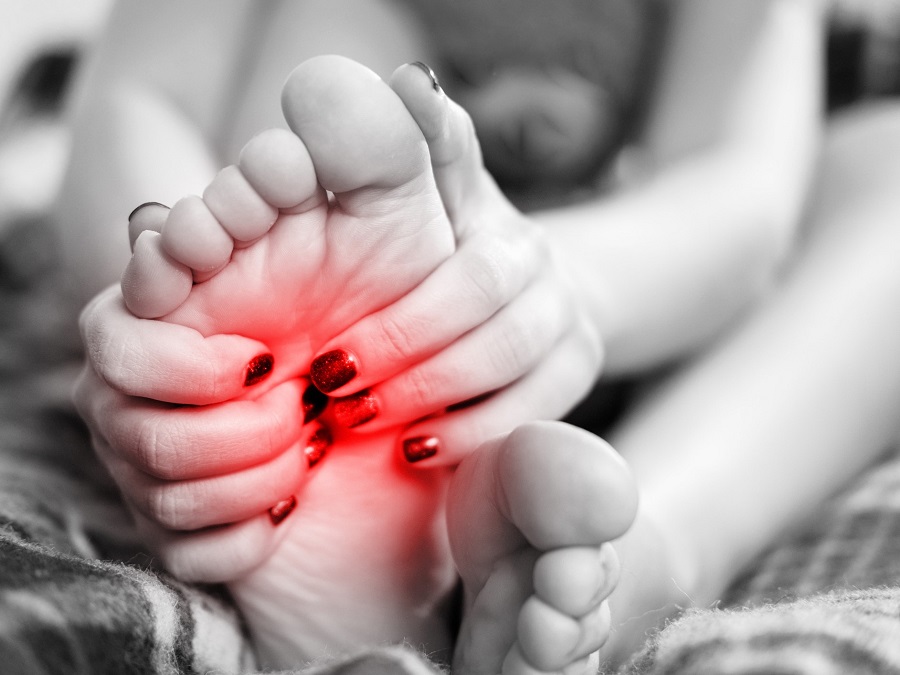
161,195 -> 234,274
203,165 -> 278,245
517,597 -> 581,671
281,55 -> 435,212
237,128 -> 321,210
122,230 -> 193,319
517,596 -> 611,673
128,201 -> 169,251
390,61 -> 489,229
498,422 -> 637,550
534,544 -> 619,617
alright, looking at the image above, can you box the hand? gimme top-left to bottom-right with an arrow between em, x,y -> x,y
312,193 -> 603,468
76,287 -> 329,582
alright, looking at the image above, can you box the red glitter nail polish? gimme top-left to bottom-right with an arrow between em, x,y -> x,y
304,426 -> 332,468
269,495 -> 297,525
302,384 -> 328,424
403,436 -> 440,463
332,389 -> 378,428
244,353 -> 274,387
310,349 -> 358,393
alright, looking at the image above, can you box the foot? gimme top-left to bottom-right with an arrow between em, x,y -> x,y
447,421 -> 637,675
121,55 -> 459,667
393,63 -> 688,671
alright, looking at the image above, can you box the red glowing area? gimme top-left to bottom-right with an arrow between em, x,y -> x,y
304,426 -> 332,468
268,495 -> 297,525
244,353 -> 275,387
332,389 -> 379,428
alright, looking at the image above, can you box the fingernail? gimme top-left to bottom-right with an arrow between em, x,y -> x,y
403,436 -> 440,463
302,384 -> 329,424
128,201 -> 169,222
332,389 -> 378,428
409,61 -> 442,93
269,495 -> 297,525
310,349 -> 358,393
304,426 -> 332,468
244,353 -> 274,387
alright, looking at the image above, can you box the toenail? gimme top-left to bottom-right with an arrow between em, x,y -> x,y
403,436 -> 440,463
269,495 -> 297,525
302,384 -> 329,424
332,389 -> 378,428
310,349 -> 358,393
304,425 -> 332,468
244,353 -> 274,387
409,61 -> 442,93
128,201 -> 169,222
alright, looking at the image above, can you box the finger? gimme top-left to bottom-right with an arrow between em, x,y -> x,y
332,275 -> 574,431
97,424 -> 328,531
308,226 -> 542,395
132,509 -> 294,583
399,323 -> 602,466
80,285 -> 275,404
76,371 -> 308,480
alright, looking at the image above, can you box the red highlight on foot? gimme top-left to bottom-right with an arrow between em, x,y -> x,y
403,436 -> 440,463
269,495 -> 297,525
244,353 -> 274,387
310,349 -> 358,393
304,426 -> 332,468
332,389 -> 378,428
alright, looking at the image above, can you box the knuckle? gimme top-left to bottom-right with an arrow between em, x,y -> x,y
143,482 -> 192,530
134,413 -> 189,480
376,310 -> 427,363
460,235 -> 521,310
402,364 -> 443,412
486,313 -> 542,378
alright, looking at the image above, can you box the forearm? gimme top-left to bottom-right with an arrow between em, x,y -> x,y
539,0 -> 824,374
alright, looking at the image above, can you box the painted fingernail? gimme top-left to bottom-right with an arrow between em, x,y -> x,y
269,495 -> 297,525
302,384 -> 329,424
310,349 -> 358,393
128,201 -> 169,221
332,389 -> 378,428
409,61 -> 442,93
304,426 -> 332,468
244,353 -> 274,387
403,436 -> 440,463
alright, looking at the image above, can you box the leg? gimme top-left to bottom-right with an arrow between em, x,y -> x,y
604,100 -> 900,662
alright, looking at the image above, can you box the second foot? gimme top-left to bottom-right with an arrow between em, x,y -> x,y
448,421 -> 638,675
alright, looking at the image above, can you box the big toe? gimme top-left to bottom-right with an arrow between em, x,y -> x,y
499,421 -> 637,550
281,55 -> 436,212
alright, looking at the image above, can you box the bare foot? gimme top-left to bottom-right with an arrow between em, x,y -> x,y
448,421 -> 636,675
121,55 -> 458,667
